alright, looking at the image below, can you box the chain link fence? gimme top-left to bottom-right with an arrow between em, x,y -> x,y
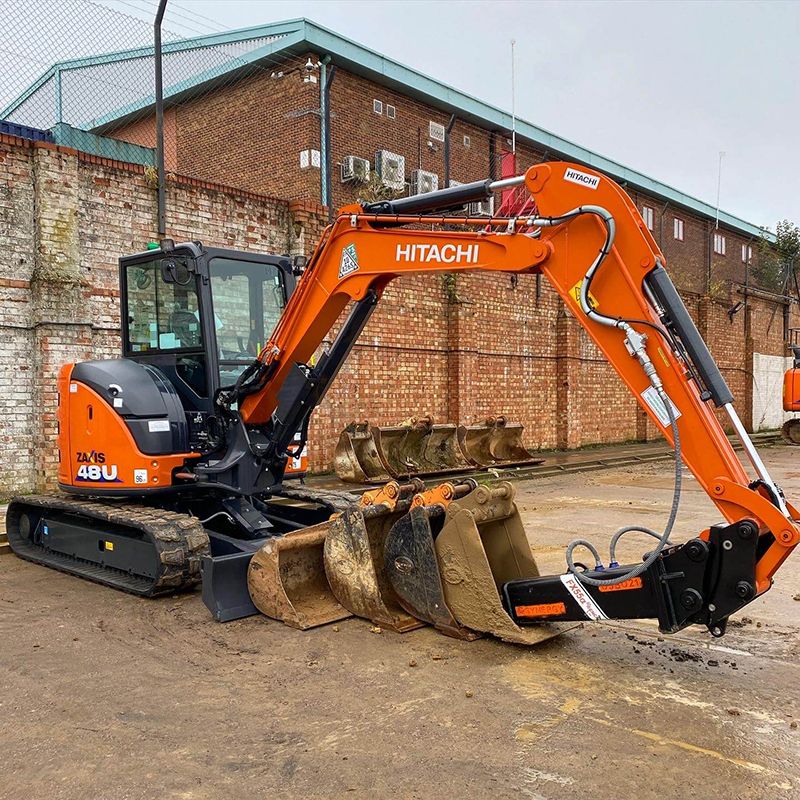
1,0 -> 295,190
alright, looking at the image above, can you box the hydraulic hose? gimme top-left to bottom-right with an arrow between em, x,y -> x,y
528,206 -> 683,586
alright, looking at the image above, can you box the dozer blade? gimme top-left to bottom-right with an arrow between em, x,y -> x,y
458,417 -> 543,469
385,504 -> 481,640
324,497 -> 424,632
334,422 -> 392,484
374,415 -> 473,478
781,419 -> 800,445
248,522 -> 351,630
433,482 -> 572,645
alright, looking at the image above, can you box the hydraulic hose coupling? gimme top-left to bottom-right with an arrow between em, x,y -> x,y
621,322 -> 663,390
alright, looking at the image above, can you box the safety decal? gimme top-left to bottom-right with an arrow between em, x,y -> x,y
559,574 -> 608,620
338,243 -> 359,279
563,167 -> 600,190
641,386 -> 681,428
514,602 -> 567,618
568,279 -> 599,310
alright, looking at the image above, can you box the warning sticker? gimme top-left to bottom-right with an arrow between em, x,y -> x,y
641,386 -> 681,427
338,243 -> 359,279
569,279 -> 599,310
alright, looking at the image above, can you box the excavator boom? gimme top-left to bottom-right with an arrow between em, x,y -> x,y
232,161 -> 798,633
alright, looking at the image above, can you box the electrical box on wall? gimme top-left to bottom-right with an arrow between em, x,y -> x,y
410,169 -> 439,195
374,150 -> 405,190
341,156 -> 370,184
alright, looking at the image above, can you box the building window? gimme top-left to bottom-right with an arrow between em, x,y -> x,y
386,104 -> 396,119
742,243 -> 753,264
463,135 -> 471,148
373,99 -> 383,115
642,205 -> 654,231
673,218 -> 684,241
714,232 -> 726,255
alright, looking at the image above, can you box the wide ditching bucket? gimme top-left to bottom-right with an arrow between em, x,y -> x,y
334,422 -> 392,483
373,415 -> 473,479
458,417 -> 543,468
248,522 -> 351,630
431,482 -> 569,645
324,482 -> 425,632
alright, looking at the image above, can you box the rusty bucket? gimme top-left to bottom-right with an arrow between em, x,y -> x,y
334,422 -> 392,484
458,417 -> 543,468
247,522 -> 351,630
323,485 -> 425,632
432,482 -> 571,645
373,415 -> 473,479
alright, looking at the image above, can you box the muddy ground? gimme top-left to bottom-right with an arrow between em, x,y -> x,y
2,445 -> 799,799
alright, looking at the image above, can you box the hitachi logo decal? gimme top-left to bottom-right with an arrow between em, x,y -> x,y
396,243 -> 480,264
563,167 -> 600,190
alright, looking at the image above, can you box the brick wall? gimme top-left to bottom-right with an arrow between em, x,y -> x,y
0,132 -> 793,497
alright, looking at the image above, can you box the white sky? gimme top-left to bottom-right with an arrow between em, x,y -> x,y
12,0 -> 800,230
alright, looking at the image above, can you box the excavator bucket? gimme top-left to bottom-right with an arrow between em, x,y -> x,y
374,416 -> 473,478
333,422 -> 392,483
248,522 -> 351,630
431,482 -> 570,645
457,417 -> 543,468
324,494 -> 425,632
384,490 -> 481,640
781,419 -> 800,445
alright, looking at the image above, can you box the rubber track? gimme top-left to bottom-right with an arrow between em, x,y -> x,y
6,495 -> 209,598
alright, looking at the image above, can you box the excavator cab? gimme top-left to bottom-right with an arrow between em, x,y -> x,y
120,242 -> 295,416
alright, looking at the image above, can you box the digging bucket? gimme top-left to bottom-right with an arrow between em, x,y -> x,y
433,482 -> 571,645
324,485 -> 425,632
458,417 -> 543,468
384,481 -> 481,640
334,422 -> 392,484
373,415 -> 473,479
248,522 -> 351,630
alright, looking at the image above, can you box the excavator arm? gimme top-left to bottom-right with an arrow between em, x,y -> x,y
229,161 -> 798,634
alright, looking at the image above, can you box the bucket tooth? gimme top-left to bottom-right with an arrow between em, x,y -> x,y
247,522 -> 350,630
373,415 -> 473,478
324,497 -> 424,632
434,482 -> 572,645
385,504 -> 481,640
334,422 -> 392,483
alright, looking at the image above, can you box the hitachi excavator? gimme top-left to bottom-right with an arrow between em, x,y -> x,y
7,162 -> 799,645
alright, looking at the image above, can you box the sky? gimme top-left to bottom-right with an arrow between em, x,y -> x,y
7,0 -> 799,229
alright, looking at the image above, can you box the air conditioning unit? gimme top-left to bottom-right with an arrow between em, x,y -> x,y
468,196 -> 495,216
375,149 -> 405,190
341,155 -> 370,184
411,169 -> 438,195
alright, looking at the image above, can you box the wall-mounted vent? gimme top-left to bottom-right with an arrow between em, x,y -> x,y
375,149 -> 406,190
410,169 -> 439,195
341,155 -> 370,184
429,121 -> 445,142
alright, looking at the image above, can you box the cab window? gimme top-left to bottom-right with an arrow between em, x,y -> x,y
125,258 -> 202,352
209,258 -> 286,385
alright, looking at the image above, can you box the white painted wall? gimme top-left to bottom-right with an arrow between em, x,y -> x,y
752,353 -> 793,431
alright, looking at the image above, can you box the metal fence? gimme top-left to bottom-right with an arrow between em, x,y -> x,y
1,0 -> 294,230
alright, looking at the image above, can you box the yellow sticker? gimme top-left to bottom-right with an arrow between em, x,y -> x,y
105,541 -> 114,551
569,279 -> 599,310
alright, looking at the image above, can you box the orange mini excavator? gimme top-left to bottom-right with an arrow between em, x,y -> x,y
7,162 -> 799,641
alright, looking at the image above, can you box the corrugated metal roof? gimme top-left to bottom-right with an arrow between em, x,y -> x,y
1,17 -> 771,241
